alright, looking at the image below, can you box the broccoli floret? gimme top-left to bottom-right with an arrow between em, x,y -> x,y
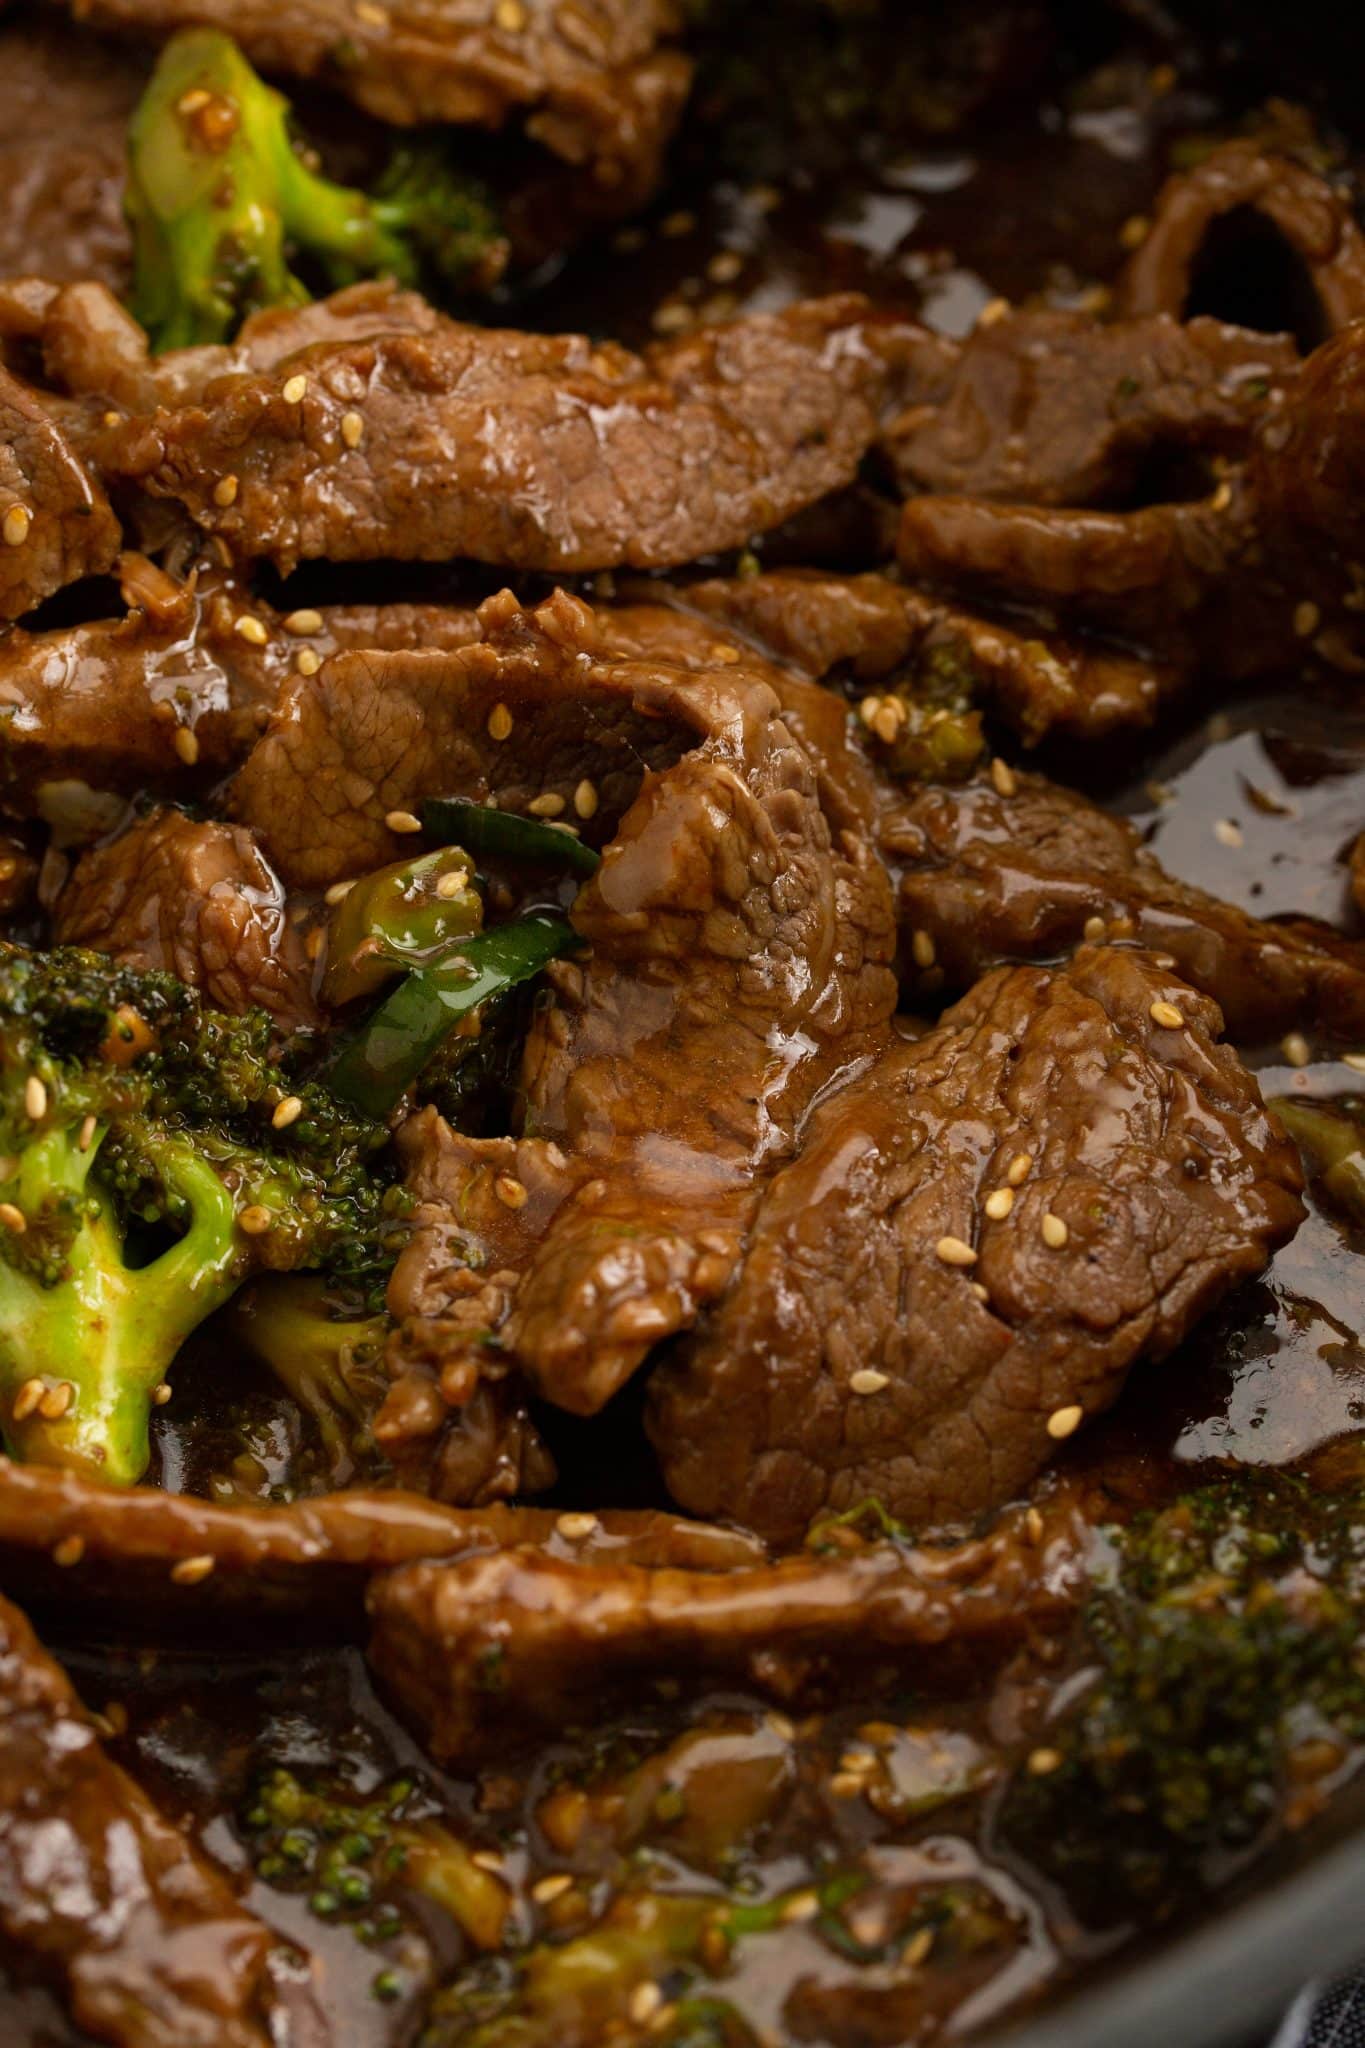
1002,1472 -> 1365,1920
125,29 -> 508,351
228,1274 -> 390,1488
1269,1095 -> 1365,1228
242,1765 -> 510,1963
0,945 -> 403,1484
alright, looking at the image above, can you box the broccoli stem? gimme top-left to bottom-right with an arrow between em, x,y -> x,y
0,1127 -> 242,1483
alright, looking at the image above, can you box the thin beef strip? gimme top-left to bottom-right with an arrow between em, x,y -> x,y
53,808 -> 321,1031
0,366 -> 120,623
367,1485 -> 1095,1761
649,947 -> 1304,1545
95,293 -> 917,573
882,309 -> 1295,507
0,1590 -> 287,2048
886,765 -> 1365,1043
1117,140 -> 1365,341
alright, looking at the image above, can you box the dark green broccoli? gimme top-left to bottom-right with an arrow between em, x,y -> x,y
227,1274 -> 390,1488
1269,1095 -> 1365,1228
242,1765 -> 510,1963
0,945 -> 403,1484
1002,1472 -> 1365,1920
126,29 -> 508,351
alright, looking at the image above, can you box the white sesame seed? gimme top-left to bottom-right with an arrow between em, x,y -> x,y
1119,212 -> 1150,249
708,250 -> 744,285
435,871 -> 468,899
970,1281 -> 989,1302
977,296 -> 1011,328
471,1850 -> 505,1874
858,695 -> 882,729
1149,999 -> 1186,1030
850,1368 -> 889,1395
152,1382 -> 173,1406
990,757 -> 1018,799
77,1115 -> 97,1154
325,879 -> 356,905
935,1234 -> 978,1267
1007,1151 -> 1033,1186
1046,1403 -> 1083,1440
282,374 -> 309,404
1082,915 -> 1107,942
234,614 -> 269,646
494,1174 -> 528,1210
487,702 -> 513,741
527,792 -> 565,817
170,1554 -> 216,1585
1294,600 -> 1322,638
531,1872 -> 574,1904
340,410 -> 365,449
1025,1506 -> 1044,1543
629,1985 -> 663,2025
493,0 -> 526,25
1211,479 -> 1233,512
1214,818 -> 1243,848
1281,1031 -> 1311,1069
1343,1053 -> 1365,1074
385,809 -> 422,834
11,1377 -> 43,1419
0,1204 -> 23,1238
984,1187 -> 1014,1221
173,725 -> 200,766
1041,1213 -> 1069,1250
53,1535 -> 85,1567
212,474 -> 239,508
904,1925 -> 935,1968
2,505 -> 32,547
295,647 -> 321,676
239,1205 -> 272,1236
271,1095 -> 304,1131
24,1075 -> 47,1121
39,1381 -> 73,1420
283,608 -> 323,635
573,779 -> 599,819
555,1511 -> 600,1541
1027,1744 -> 1063,1774
911,929 -> 936,970
780,1890 -> 820,1922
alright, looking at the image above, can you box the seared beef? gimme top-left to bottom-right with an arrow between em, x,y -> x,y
367,1487 -> 1093,1760
1249,320 -> 1365,625
888,766 -> 1365,1042
649,948 -> 1304,1544
96,294 -> 916,573
1118,141 -> 1365,340
0,1591 -> 281,2048
0,366 -> 120,622
681,567 -> 1184,744
60,0 -> 690,172
0,16 -> 141,291
54,808 -> 320,1031
882,310 -> 1295,507
369,591 -> 895,1470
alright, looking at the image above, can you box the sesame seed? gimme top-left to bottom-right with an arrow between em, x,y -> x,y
2,505 -> 32,547
532,1873 -> 574,1905
234,614 -> 269,646
495,1173 -> 528,1210
911,928 -> 936,970
1294,600 -> 1322,638
977,295 -> 1011,328
435,870 -> 468,899
385,809 -> 422,834
766,1711 -> 796,1741
1025,1505 -> 1044,1543
1041,1213 -> 1069,1250
1281,1031 -> 1311,1069
340,410 -> 365,448
24,1075 -> 46,1121
39,1381 -> 73,1420
173,725 -> 200,766
283,608 -> 323,635
527,792 -> 565,817
652,301 -> 693,336
990,757 -> 1018,799
902,1925 -> 935,1967
1214,818 -> 1243,848
212,474 -> 239,508
493,0 -> 526,25
873,700 -> 905,745
630,1985 -> 663,2025
708,250 -> 744,284
354,0 -> 386,20
103,409 -> 122,428
239,1205 -> 272,1236
78,1115 -> 97,1154
1007,1151 -> 1033,1185
177,86 -> 211,114
271,1095 -> 304,1131
295,647 -> 321,676
984,1187 -> 1014,1221
170,1554 -> 216,1586
325,879 -> 356,905
152,1382 -> 173,1406
11,1378 -> 43,1420
858,695 -> 882,728
1027,1745 -> 1063,1775
0,1203 -> 24,1237
780,1890 -> 820,1922
970,1281 -> 989,1302
1343,1053 -> 1365,1074
1119,212 -> 1150,249
1211,479 -> 1233,512
1046,1403 -> 1083,1440
282,374 -> 309,404
306,929 -> 325,962
935,1234 -> 978,1267
487,702 -> 513,741
829,1772 -> 866,1800
555,1511 -> 600,1541
1083,915 -> 1107,942
1149,999 -> 1185,1030
471,1850 -> 505,1874
850,1367 -> 889,1395
53,1535 -> 85,1567
573,779 -> 599,819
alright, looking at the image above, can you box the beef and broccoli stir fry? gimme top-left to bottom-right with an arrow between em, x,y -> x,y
3,1 -> 1365,2043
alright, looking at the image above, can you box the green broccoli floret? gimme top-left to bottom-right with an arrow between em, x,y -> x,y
125,29 -> 508,351
1002,1472 -> 1365,1920
242,1765 -> 510,1966
228,1274 -> 390,1488
0,945 -> 403,1484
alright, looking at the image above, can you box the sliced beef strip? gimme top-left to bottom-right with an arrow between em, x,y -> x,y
58,0 -> 688,166
0,366 -> 120,624
1117,141 -> 1365,341
96,293 -> 917,573
0,15 -> 142,292
53,808 -> 320,1031
365,591 -> 895,1455
0,1590 -> 282,2048
367,1485 -> 1094,1761
679,567 -> 1184,744
648,947 -> 1304,1546
885,765 -> 1365,1044
882,310 -> 1295,508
